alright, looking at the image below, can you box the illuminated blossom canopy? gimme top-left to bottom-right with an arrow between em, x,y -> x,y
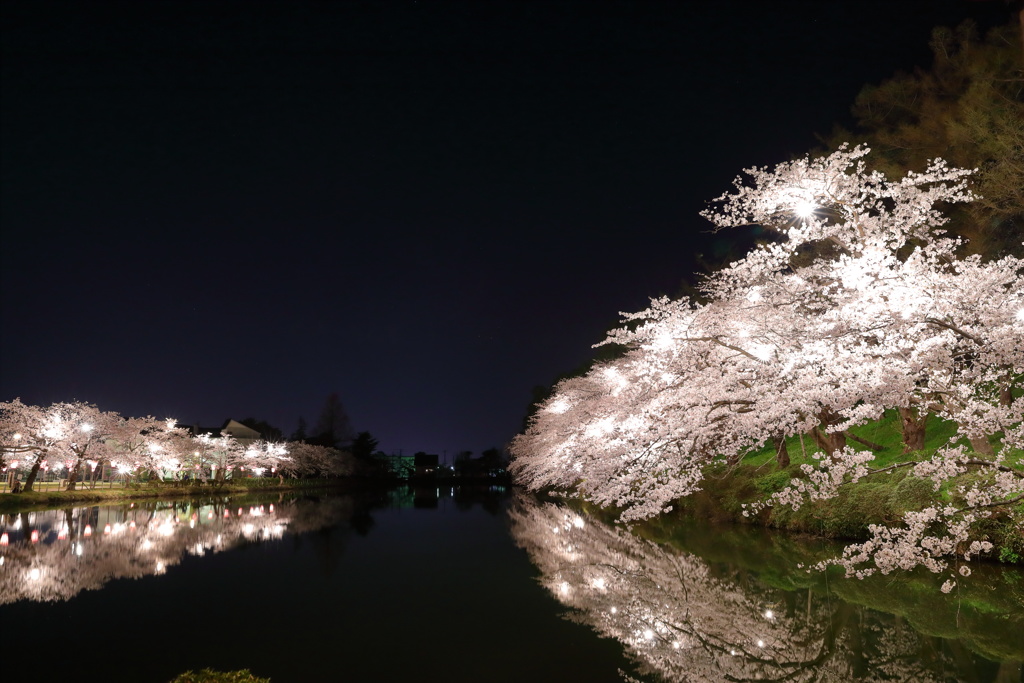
0,401 -> 301,488
511,146 -> 1023,584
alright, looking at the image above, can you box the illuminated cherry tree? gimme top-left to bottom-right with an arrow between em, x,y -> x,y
511,146 -> 1023,582
238,441 -> 291,478
106,416 -> 190,483
187,432 -> 244,482
0,400 -> 122,490
1,399 -> 53,491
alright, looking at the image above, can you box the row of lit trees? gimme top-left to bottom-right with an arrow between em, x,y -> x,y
0,399 -> 354,491
511,146 -> 1023,587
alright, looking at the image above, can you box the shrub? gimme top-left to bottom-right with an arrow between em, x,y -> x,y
170,669 -> 270,683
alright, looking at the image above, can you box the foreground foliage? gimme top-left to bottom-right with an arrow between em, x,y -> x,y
511,146 -> 1023,589
170,670 -> 269,683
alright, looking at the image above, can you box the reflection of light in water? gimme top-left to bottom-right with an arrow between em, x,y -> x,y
509,497 -> 967,683
0,498 -> 328,605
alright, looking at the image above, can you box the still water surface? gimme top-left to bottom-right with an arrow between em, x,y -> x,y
0,487 -> 1020,682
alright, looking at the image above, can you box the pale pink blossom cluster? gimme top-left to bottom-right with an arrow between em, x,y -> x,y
511,146 -> 1023,581
0,399 -> 351,487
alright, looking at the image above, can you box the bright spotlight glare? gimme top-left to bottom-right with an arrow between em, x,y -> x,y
794,200 -> 816,218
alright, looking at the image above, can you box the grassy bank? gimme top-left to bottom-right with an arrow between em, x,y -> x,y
669,410 -> 1024,563
0,478 -> 368,514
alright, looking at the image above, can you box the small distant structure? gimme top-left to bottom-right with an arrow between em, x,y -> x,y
414,452 -> 439,477
177,419 -> 261,448
219,419 -> 260,447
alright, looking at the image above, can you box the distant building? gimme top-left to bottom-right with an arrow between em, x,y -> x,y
219,419 -> 261,447
177,419 -> 261,448
414,452 -> 439,477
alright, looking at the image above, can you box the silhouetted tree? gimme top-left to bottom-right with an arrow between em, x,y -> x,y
350,431 -> 379,461
312,393 -> 354,448
479,447 -> 507,472
825,20 -> 1024,257
291,417 -> 309,442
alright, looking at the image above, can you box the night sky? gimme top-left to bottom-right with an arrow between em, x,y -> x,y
1,0 -> 1011,457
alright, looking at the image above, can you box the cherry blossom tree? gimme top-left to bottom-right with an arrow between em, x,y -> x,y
511,146 -> 1023,582
238,441 -> 291,478
106,416 -> 190,484
1,399 -> 54,491
281,442 -> 355,478
0,400 -> 123,491
187,432 -> 244,482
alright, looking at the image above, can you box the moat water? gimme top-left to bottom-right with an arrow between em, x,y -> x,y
0,487 -> 1020,682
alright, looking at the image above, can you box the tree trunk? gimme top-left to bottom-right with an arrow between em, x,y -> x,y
65,460 -> 82,491
772,435 -> 790,468
969,435 -> 994,456
812,409 -> 847,455
898,407 -> 927,453
22,455 -> 43,492
1000,381 -> 1013,407
811,424 -> 847,455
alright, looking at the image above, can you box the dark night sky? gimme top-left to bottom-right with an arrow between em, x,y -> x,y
0,0 -> 1010,457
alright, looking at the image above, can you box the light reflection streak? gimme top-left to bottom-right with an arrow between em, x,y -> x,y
0,496 -> 352,604
507,494 -> 982,682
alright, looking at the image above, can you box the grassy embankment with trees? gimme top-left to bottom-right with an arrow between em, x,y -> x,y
676,19 -> 1024,563
517,19 -> 1024,567
0,477 -> 370,514
670,409 -> 1024,564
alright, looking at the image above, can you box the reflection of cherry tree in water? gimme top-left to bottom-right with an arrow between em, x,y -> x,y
0,496 -> 354,604
508,495 -> 980,683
